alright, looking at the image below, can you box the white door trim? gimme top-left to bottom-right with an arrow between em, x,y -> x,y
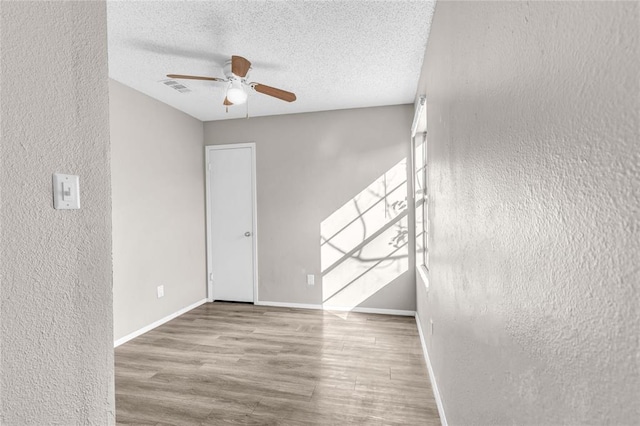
205,143 -> 259,303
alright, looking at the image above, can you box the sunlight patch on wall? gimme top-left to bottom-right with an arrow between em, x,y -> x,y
321,159 -> 409,309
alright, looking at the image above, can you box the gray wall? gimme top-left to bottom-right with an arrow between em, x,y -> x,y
416,1 -> 639,424
204,106 -> 416,311
110,80 -> 207,341
0,1 -> 115,423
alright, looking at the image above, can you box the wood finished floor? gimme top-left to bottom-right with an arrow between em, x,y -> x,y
115,302 -> 440,425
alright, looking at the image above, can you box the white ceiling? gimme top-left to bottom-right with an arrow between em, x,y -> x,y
107,1 -> 436,122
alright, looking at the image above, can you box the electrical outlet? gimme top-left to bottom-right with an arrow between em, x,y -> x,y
307,274 -> 315,286
157,285 -> 164,298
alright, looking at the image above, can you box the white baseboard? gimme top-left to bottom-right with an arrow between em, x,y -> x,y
324,305 -> 416,316
255,300 -> 414,316
255,300 -> 322,310
415,312 -> 448,426
114,298 -> 208,348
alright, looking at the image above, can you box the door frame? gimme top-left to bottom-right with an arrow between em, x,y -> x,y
205,143 -> 259,303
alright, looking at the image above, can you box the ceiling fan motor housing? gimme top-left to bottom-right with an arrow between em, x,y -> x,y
223,60 -> 250,82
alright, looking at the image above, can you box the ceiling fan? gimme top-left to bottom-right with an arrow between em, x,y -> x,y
167,55 -> 296,110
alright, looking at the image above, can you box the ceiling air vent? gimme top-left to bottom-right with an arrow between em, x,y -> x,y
161,79 -> 191,93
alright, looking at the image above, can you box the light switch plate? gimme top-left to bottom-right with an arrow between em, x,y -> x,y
53,173 -> 80,209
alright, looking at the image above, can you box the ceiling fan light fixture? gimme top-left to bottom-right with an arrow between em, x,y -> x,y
226,81 -> 248,105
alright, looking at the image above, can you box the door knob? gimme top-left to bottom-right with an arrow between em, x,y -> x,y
244,231 -> 251,237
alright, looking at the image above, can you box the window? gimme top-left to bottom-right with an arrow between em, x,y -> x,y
414,132 -> 428,270
411,96 -> 429,280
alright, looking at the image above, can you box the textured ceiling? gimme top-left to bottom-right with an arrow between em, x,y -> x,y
107,1 -> 436,122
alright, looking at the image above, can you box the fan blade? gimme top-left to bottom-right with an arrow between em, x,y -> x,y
251,83 -> 297,102
223,97 -> 233,106
231,56 -> 251,78
167,74 -> 226,82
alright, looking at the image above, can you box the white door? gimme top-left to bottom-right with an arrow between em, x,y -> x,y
206,144 -> 256,302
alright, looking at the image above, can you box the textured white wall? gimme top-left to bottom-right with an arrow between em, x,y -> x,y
416,1 -> 639,424
0,2 -> 114,423
204,106 -> 416,311
110,80 -> 206,341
